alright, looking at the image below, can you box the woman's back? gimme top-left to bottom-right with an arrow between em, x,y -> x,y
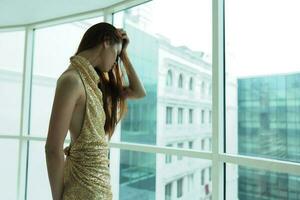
45,22 -> 146,200
60,67 -> 86,142
62,55 -> 113,200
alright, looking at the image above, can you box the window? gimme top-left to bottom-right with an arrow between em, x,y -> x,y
178,107 -> 183,124
226,0 -> 300,199
209,110 -> 212,123
166,69 -> 172,86
209,167 -> 212,181
189,109 -> 193,123
123,104 -> 132,130
3,1 -> 297,200
113,1 -> 213,198
177,143 -> 183,160
0,0 -> 215,199
201,139 -> 205,150
201,110 -> 205,124
165,144 -> 172,164
201,169 -> 205,185
189,77 -> 193,90
260,112 -> 270,130
132,105 -> 140,131
0,31 -> 25,135
201,81 -> 206,97
187,173 -> 194,191
178,73 -> 183,88
166,106 -> 173,124
165,182 -> 172,200
188,141 -> 193,149
177,178 -> 183,198
114,0 -> 212,153
31,17 -> 103,137
0,140 -> 19,199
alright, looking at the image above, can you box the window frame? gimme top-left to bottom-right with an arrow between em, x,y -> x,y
1,1 -> 300,200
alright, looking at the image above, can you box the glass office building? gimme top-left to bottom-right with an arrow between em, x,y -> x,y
238,74 -> 300,200
117,10 -> 158,200
116,7 -> 213,200
2,0 -> 300,199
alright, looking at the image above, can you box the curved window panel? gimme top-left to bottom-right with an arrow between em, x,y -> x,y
27,141 -> 70,200
0,139 -> 19,199
0,31 -> 25,135
225,0 -> 300,199
226,164 -> 300,200
113,0 -> 212,151
111,149 -> 212,200
30,17 -> 103,137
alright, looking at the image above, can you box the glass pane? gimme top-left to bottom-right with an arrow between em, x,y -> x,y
30,16 -> 103,137
110,149 -> 212,200
0,31 -> 25,135
226,163 -> 300,200
225,1 -> 300,199
113,0 -> 212,151
27,140 -> 69,200
27,141 -> 52,199
0,139 -> 19,199
225,0 -> 300,162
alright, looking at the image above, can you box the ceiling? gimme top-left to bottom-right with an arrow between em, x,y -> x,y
0,0 -> 127,27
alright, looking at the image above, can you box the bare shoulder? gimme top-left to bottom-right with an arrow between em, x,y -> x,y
45,67 -> 83,153
58,66 -> 80,84
56,66 -> 84,98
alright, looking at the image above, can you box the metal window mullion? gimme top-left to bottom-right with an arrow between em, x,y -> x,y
17,26 -> 34,200
109,142 -> 213,160
4,129 -> 300,177
103,5 -> 113,24
220,153 -> 300,176
212,0 -> 225,200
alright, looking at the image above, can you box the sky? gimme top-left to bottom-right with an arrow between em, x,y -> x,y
147,0 -> 300,77
2,0 -> 300,78
151,0 -> 211,54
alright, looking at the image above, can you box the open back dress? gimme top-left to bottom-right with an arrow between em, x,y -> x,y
62,55 -> 113,200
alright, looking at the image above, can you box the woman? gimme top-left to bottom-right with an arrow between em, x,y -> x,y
45,22 -> 146,200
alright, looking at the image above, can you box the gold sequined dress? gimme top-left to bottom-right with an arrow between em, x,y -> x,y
62,55 -> 113,200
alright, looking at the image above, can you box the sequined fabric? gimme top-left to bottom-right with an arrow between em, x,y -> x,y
62,55 -> 113,200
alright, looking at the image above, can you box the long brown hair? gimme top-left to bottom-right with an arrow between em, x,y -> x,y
74,22 -> 128,141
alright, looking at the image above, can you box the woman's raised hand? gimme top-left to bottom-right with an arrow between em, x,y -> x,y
117,28 -> 129,56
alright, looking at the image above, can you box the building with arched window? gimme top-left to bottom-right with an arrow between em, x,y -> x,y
1,1 -> 300,200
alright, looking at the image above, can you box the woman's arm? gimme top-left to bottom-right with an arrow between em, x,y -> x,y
45,72 -> 81,200
120,51 -> 147,99
117,28 -> 146,99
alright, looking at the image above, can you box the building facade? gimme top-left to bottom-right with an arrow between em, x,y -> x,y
238,74 -> 300,200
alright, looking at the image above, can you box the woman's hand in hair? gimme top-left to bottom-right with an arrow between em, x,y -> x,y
117,28 -> 129,56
